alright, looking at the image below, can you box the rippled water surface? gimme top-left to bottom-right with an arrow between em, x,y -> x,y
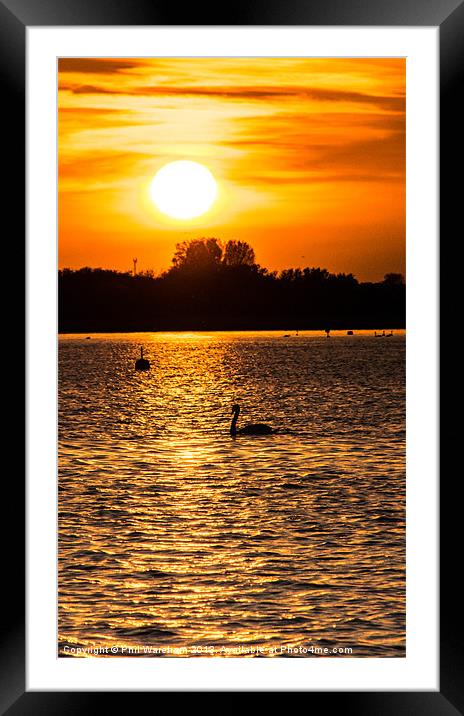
58,331 -> 405,657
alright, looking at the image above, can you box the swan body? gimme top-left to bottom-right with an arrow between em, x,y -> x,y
135,347 -> 150,371
230,404 -> 274,436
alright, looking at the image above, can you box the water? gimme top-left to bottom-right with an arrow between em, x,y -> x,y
58,330 -> 405,658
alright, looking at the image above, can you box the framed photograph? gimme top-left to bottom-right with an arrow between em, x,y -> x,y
5,0 -> 457,709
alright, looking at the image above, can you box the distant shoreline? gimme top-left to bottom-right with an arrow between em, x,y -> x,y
59,260 -> 405,334
58,325 -> 406,335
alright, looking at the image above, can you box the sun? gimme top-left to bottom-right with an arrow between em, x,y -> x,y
149,160 -> 218,219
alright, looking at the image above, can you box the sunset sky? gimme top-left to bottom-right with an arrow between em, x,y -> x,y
58,58 -> 405,282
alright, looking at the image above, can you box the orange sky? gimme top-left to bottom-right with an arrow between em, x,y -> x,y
58,58 -> 405,282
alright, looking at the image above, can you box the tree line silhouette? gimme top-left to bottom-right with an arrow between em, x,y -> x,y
59,238 -> 405,332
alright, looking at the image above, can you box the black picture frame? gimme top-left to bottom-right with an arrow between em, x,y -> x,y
4,0 -> 457,710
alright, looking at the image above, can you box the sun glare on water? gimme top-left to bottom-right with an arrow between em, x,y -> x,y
149,160 -> 218,220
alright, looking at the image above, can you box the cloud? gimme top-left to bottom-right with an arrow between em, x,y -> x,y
59,82 -> 404,111
61,84 -> 118,94
58,58 -> 143,74
59,107 -> 127,115
215,103 -> 405,186
59,106 -> 151,130
231,111 -> 405,134
59,150 -> 154,182
227,130 -> 405,186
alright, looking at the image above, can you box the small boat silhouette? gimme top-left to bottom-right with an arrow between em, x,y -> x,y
135,347 -> 150,371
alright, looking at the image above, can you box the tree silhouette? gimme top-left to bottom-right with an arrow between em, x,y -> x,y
172,237 -> 222,272
383,272 -> 405,286
222,240 -> 256,267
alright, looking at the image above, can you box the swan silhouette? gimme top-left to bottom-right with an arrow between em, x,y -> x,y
135,347 -> 150,371
230,404 -> 274,436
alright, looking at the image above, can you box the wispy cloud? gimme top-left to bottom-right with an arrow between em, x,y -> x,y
58,58 -> 144,74
60,82 -> 404,112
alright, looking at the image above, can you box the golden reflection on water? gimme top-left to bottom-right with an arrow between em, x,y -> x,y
58,331 -> 405,657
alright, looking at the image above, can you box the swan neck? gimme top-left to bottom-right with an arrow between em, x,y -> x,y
230,408 -> 239,436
